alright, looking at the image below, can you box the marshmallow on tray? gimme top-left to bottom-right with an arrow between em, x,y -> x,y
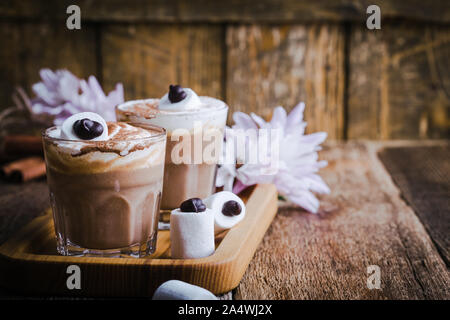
170,198 -> 215,259
203,191 -> 246,234
152,280 -> 218,300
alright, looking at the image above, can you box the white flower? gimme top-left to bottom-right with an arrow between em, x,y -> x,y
216,102 -> 330,213
28,69 -> 123,125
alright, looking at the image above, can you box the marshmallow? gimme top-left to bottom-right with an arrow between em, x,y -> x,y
159,88 -> 202,111
203,191 -> 246,234
170,208 -> 215,259
60,112 -> 108,141
152,280 -> 218,300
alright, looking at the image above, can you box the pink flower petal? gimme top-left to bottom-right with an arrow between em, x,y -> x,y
87,76 -> 106,99
232,179 -> 250,194
28,68 -> 124,125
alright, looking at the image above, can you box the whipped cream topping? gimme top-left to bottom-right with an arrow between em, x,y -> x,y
107,122 -> 154,141
159,88 -> 203,111
47,122 -> 159,156
117,97 -> 228,133
44,122 -> 166,174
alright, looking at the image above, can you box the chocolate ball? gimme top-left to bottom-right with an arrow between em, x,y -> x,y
222,200 -> 242,217
168,84 -> 187,103
73,118 -> 104,140
180,198 -> 206,213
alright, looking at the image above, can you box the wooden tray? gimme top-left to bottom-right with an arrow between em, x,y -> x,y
0,184 -> 278,297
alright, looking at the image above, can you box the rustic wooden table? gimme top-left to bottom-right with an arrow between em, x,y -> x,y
0,141 -> 449,299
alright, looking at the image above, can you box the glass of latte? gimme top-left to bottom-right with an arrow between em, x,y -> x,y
42,112 -> 166,257
116,85 -> 228,222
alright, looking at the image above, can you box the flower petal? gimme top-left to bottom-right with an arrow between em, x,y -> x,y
288,189 -> 320,213
250,112 -> 268,129
300,132 -> 327,146
216,101 -> 329,215
269,106 -> 287,129
232,112 -> 257,130
232,179 -> 250,194
286,102 -> 305,127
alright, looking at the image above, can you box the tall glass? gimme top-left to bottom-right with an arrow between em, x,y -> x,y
116,98 -> 228,221
42,124 -> 166,257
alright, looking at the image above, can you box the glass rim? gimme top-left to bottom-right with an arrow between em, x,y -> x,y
116,97 -> 228,117
42,123 -> 167,144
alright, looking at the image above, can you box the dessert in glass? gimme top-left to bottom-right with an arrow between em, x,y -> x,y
116,85 -> 228,221
42,112 -> 166,257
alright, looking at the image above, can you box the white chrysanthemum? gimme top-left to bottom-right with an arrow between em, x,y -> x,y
216,102 -> 330,213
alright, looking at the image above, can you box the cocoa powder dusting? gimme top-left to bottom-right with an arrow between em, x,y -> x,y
118,101 -> 159,119
64,122 -> 161,157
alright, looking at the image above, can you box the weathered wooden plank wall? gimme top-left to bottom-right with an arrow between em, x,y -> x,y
349,23 -> 450,139
1,0 -> 449,23
0,22 -> 98,113
227,24 -> 345,137
101,24 -> 224,101
0,1 -> 449,140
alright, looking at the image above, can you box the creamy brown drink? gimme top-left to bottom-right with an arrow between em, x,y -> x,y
42,112 -> 166,257
116,86 -> 228,213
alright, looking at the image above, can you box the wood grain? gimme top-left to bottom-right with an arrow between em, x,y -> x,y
0,180 -> 49,245
226,24 -> 345,138
0,21 -> 98,111
348,23 -> 450,139
0,184 -> 278,297
1,0 -> 449,23
378,145 -> 450,266
235,141 -> 450,299
101,24 -> 223,101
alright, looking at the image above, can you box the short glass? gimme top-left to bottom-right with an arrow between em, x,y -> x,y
42,124 -> 166,257
116,98 -> 228,222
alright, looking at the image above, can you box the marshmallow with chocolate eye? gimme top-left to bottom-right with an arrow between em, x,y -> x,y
170,198 -> 215,259
60,112 -> 108,141
203,191 -> 246,234
158,85 -> 203,111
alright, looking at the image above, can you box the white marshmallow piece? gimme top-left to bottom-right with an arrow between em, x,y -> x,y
159,88 -> 203,111
60,112 -> 109,141
203,191 -> 246,234
152,280 -> 218,300
170,208 -> 215,259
